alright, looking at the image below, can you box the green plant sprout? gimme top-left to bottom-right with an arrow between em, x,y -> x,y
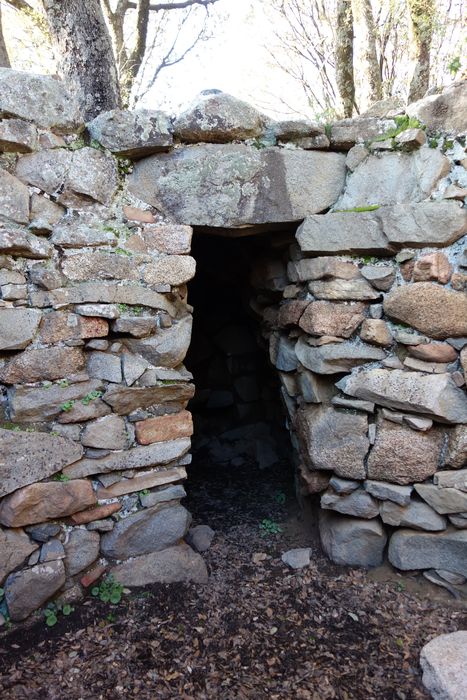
44,601 -> 74,627
1,422 -> 21,431
44,607 -> 58,627
68,137 -> 86,151
374,114 -> 424,143
91,575 -> 124,604
52,472 -> 70,482
82,390 -> 103,405
334,205 -> 380,213
259,519 -> 283,536
448,56 -> 461,77
90,138 -> 104,151
60,400 -> 75,412
114,247 -> 132,257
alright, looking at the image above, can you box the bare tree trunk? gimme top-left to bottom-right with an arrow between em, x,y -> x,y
0,4 -> 11,67
352,0 -> 382,103
407,0 -> 435,102
101,0 -> 131,102
42,0 -> 121,120
121,0 -> 151,104
335,0 -> 355,117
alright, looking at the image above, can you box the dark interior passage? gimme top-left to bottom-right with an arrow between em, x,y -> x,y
184,232 -> 297,529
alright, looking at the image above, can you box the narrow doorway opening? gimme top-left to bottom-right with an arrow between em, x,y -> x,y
184,231 -> 305,535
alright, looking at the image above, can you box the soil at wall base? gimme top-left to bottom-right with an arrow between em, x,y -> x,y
0,455 -> 465,700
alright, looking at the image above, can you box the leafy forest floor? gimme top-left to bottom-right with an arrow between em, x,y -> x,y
0,457 -> 465,700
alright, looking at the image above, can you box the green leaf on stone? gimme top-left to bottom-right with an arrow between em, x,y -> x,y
110,592 -> 121,605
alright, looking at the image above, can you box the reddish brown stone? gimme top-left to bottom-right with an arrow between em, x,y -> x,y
135,410 -> 193,445
400,260 -> 414,282
125,234 -> 148,253
299,301 -> 365,338
39,311 -> 109,344
277,300 -> 309,328
407,343 -> 458,363
0,347 -> 85,384
142,224 -> 192,255
0,480 -> 96,527
298,464 -> 330,495
70,502 -> 121,525
384,283 -> 467,339
413,252 -> 452,284
123,205 -> 155,223
360,319 -> 393,347
80,564 -> 107,588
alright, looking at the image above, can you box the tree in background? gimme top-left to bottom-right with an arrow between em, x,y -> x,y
264,0 -> 340,119
407,0 -> 435,101
335,0 -> 355,117
0,4 -> 10,67
264,0 -> 465,119
0,0 -> 220,119
352,0 -> 382,103
43,0 -> 120,119
100,0 -> 219,106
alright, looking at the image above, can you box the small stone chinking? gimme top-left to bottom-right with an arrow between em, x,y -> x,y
0,68 -> 466,624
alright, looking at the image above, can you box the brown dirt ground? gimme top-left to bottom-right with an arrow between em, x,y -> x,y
0,458 -> 465,700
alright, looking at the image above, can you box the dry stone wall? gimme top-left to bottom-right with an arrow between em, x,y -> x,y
129,86 -> 467,577
0,70 -> 206,624
0,71 -> 466,623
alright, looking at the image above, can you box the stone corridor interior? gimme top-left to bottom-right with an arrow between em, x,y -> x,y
185,231 -> 295,492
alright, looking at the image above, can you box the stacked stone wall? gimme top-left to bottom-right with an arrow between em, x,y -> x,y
126,86 -> 467,579
0,70 -> 206,623
0,70 -> 466,623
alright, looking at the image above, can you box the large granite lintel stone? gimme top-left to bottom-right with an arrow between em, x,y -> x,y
128,145 -> 346,229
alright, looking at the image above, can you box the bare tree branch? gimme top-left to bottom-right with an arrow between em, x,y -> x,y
3,0 -> 35,12
128,0 -> 218,11
134,5 -> 208,103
